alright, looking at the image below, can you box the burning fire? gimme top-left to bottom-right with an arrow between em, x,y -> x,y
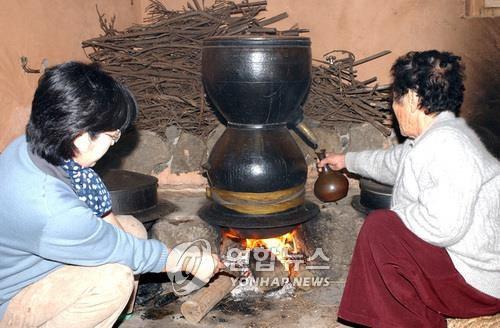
224,228 -> 303,272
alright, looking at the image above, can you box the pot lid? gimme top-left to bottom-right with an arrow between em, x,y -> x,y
100,169 -> 158,192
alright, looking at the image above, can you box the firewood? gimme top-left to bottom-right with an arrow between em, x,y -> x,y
76,1 -> 392,139
180,271 -> 240,323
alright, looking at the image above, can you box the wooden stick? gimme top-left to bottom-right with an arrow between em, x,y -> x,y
180,272 -> 239,323
352,50 -> 391,67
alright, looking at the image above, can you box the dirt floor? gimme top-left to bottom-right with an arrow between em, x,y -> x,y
118,283 -> 349,328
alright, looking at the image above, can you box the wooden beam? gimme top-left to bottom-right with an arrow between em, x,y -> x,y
465,0 -> 484,17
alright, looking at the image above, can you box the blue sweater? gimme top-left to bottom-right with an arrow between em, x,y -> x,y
0,136 -> 168,319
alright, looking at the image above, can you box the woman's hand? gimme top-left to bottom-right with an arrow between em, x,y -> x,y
164,242 -> 223,283
318,153 -> 346,171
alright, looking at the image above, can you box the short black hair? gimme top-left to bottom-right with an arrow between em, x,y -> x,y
26,61 -> 137,165
391,50 -> 465,115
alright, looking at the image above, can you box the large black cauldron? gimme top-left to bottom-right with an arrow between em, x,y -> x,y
202,37 -> 312,124
199,36 -> 319,238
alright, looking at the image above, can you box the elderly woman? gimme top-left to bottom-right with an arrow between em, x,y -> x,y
0,62 -> 219,328
319,50 -> 500,327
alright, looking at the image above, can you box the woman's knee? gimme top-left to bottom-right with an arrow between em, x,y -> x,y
116,215 -> 147,240
97,264 -> 135,302
359,209 -> 402,242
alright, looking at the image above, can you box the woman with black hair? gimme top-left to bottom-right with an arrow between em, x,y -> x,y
0,62 -> 220,328
319,50 -> 500,327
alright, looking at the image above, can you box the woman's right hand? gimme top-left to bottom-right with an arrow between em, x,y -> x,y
318,153 -> 346,171
164,242 -> 222,283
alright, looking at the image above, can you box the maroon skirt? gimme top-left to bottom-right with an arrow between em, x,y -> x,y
338,209 -> 500,328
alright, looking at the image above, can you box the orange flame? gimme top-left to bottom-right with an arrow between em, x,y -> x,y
223,228 -> 302,272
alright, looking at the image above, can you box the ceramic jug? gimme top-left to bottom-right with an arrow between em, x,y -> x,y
314,149 -> 349,202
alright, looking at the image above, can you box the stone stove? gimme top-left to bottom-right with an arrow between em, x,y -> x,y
117,189 -> 365,328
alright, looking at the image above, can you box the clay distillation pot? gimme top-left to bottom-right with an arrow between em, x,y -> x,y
198,36 -> 320,238
314,149 -> 349,202
201,36 -> 312,211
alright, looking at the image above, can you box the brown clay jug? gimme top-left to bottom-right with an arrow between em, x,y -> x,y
314,149 -> 349,202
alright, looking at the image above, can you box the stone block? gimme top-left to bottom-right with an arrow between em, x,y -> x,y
170,132 -> 207,174
95,129 -> 171,175
206,123 -> 226,154
151,211 -> 218,250
151,192 -> 217,248
164,125 -> 181,143
314,127 -> 343,154
347,122 -> 386,152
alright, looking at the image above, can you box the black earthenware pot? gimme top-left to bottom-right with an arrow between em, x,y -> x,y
202,36 -> 311,125
205,125 -> 307,193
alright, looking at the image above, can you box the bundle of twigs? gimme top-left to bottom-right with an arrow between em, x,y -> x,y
304,50 -> 393,136
81,0 -> 392,137
82,0 -> 304,137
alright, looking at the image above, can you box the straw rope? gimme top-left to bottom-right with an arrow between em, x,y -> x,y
447,313 -> 500,328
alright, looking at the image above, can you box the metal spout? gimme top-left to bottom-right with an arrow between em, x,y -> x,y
292,121 -> 319,150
